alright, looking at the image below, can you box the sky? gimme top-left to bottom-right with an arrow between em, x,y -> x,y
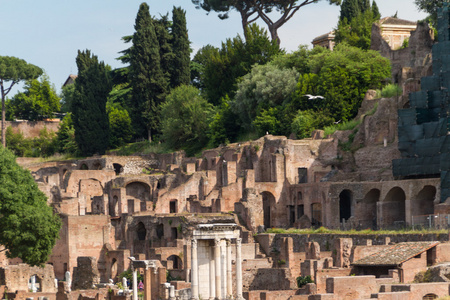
1,0 -> 427,96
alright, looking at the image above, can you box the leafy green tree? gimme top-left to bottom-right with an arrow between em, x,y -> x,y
0,146 -> 61,265
55,113 -> 78,155
171,7 -> 191,88
207,95 -> 241,147
72,50 -> 112,156
130,2 -> 168,141
414,0 -> 450,28
60,84 -> 75,113
203,24 -> 281,105
232,62 -> 299,130
108,105 -> 133,148
8,75 -> 61,121
292,43 -> 391,122
160,85 -> 213,155
0,56 -> 42,146
191,44 -> 219,90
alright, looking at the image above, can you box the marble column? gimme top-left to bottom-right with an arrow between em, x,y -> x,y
191,239 -> 199,300
214,238 -> 222,300
144,267 -> 152,300
226,239 -> 232,297
132,266 -> 138,300
209,246 -> 216,300
236,238 -> 244,300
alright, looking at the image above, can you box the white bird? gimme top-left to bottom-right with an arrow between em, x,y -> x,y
334,120 -> 341,124
304,94 -> 325,100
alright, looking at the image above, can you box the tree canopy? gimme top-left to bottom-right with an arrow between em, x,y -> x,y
0,146 -> 61,266
0,56 -> 42,147
8,75 -> 60,121
171,7 -> 191,88
415,0 -> 450,28
160,85 -> 214,156
192,0 -> 341,44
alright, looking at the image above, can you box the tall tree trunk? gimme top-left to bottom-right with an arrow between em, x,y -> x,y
269,25 -> 281,46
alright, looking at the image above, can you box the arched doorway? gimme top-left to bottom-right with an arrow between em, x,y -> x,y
136,222 -> 146,240
382,187 -> 406,227
111,258 -> 118,281
113,163 -> 123,175
167,255 -> 183,270
339,190 -> 352,222
412,185 -> 436,216
423,294 -> 438,300
311,203 -> 322,227
262,192 -> 275,229
360,189 -> 380,228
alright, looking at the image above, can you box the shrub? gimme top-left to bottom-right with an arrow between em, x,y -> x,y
297,275 -> 314,288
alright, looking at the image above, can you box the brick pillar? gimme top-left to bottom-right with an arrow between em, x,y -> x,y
144,267 -> 151,300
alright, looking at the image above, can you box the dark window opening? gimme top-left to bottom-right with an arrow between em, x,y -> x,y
298,168 -> 307,183
297,205 -> 304,219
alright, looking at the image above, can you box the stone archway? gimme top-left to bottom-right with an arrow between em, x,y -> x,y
412,185 -> 436,217
111,258 -> 118,281
359,189 -> 380,228
339,189 -> 353,222
422,294 -> 438,300
167,255 -> 183,270
311,203 -> 322,227
126,181 -> 151,213
137,222 -> 146,241
381,187 -> 406,227
113,163 -> 123,175
262,191 -> 275,229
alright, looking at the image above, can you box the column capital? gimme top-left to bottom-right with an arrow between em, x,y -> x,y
192,238 -> 197,248
226,239 -> 231,246
214,237 -> 221,247
236,238 -> 242,246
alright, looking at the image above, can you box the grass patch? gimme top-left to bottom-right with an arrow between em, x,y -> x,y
324,119 -> 362,138
108,140 -> 169,156
376,84 -> 402,98
264,227 -> 448,235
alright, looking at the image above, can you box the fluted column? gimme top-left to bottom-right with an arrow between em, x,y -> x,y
214,238 -> 222,299
226,239 -> 232,297
191,239 -> 199,300
236,238 -> 244,300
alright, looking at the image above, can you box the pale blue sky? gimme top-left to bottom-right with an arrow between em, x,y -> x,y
1,0 -> 426,96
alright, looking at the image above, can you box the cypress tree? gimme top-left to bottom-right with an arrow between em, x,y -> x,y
72,50 -> 111,156
340,0 -> 360,22
359,0 -> 370,12
372,0 -> 381,20
130,2 -> 168,141
155,14 -> 174,87
171,6 -> 191,88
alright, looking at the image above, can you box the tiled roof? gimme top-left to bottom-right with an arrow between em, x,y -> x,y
352,242 -> 439,266
379,17 -> 417,26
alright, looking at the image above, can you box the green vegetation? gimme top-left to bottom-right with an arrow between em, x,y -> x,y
0,56 -> 42,147
324,119 -> 362,138
334,0 -> 381,50
0,146 -> 61,265
72,50 -> 112,156
296,275 -> 314,288
8,74 -> 60,121
380,83 -> 402,98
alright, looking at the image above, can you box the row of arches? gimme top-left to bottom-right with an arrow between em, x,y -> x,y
338,185 -> 436,227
